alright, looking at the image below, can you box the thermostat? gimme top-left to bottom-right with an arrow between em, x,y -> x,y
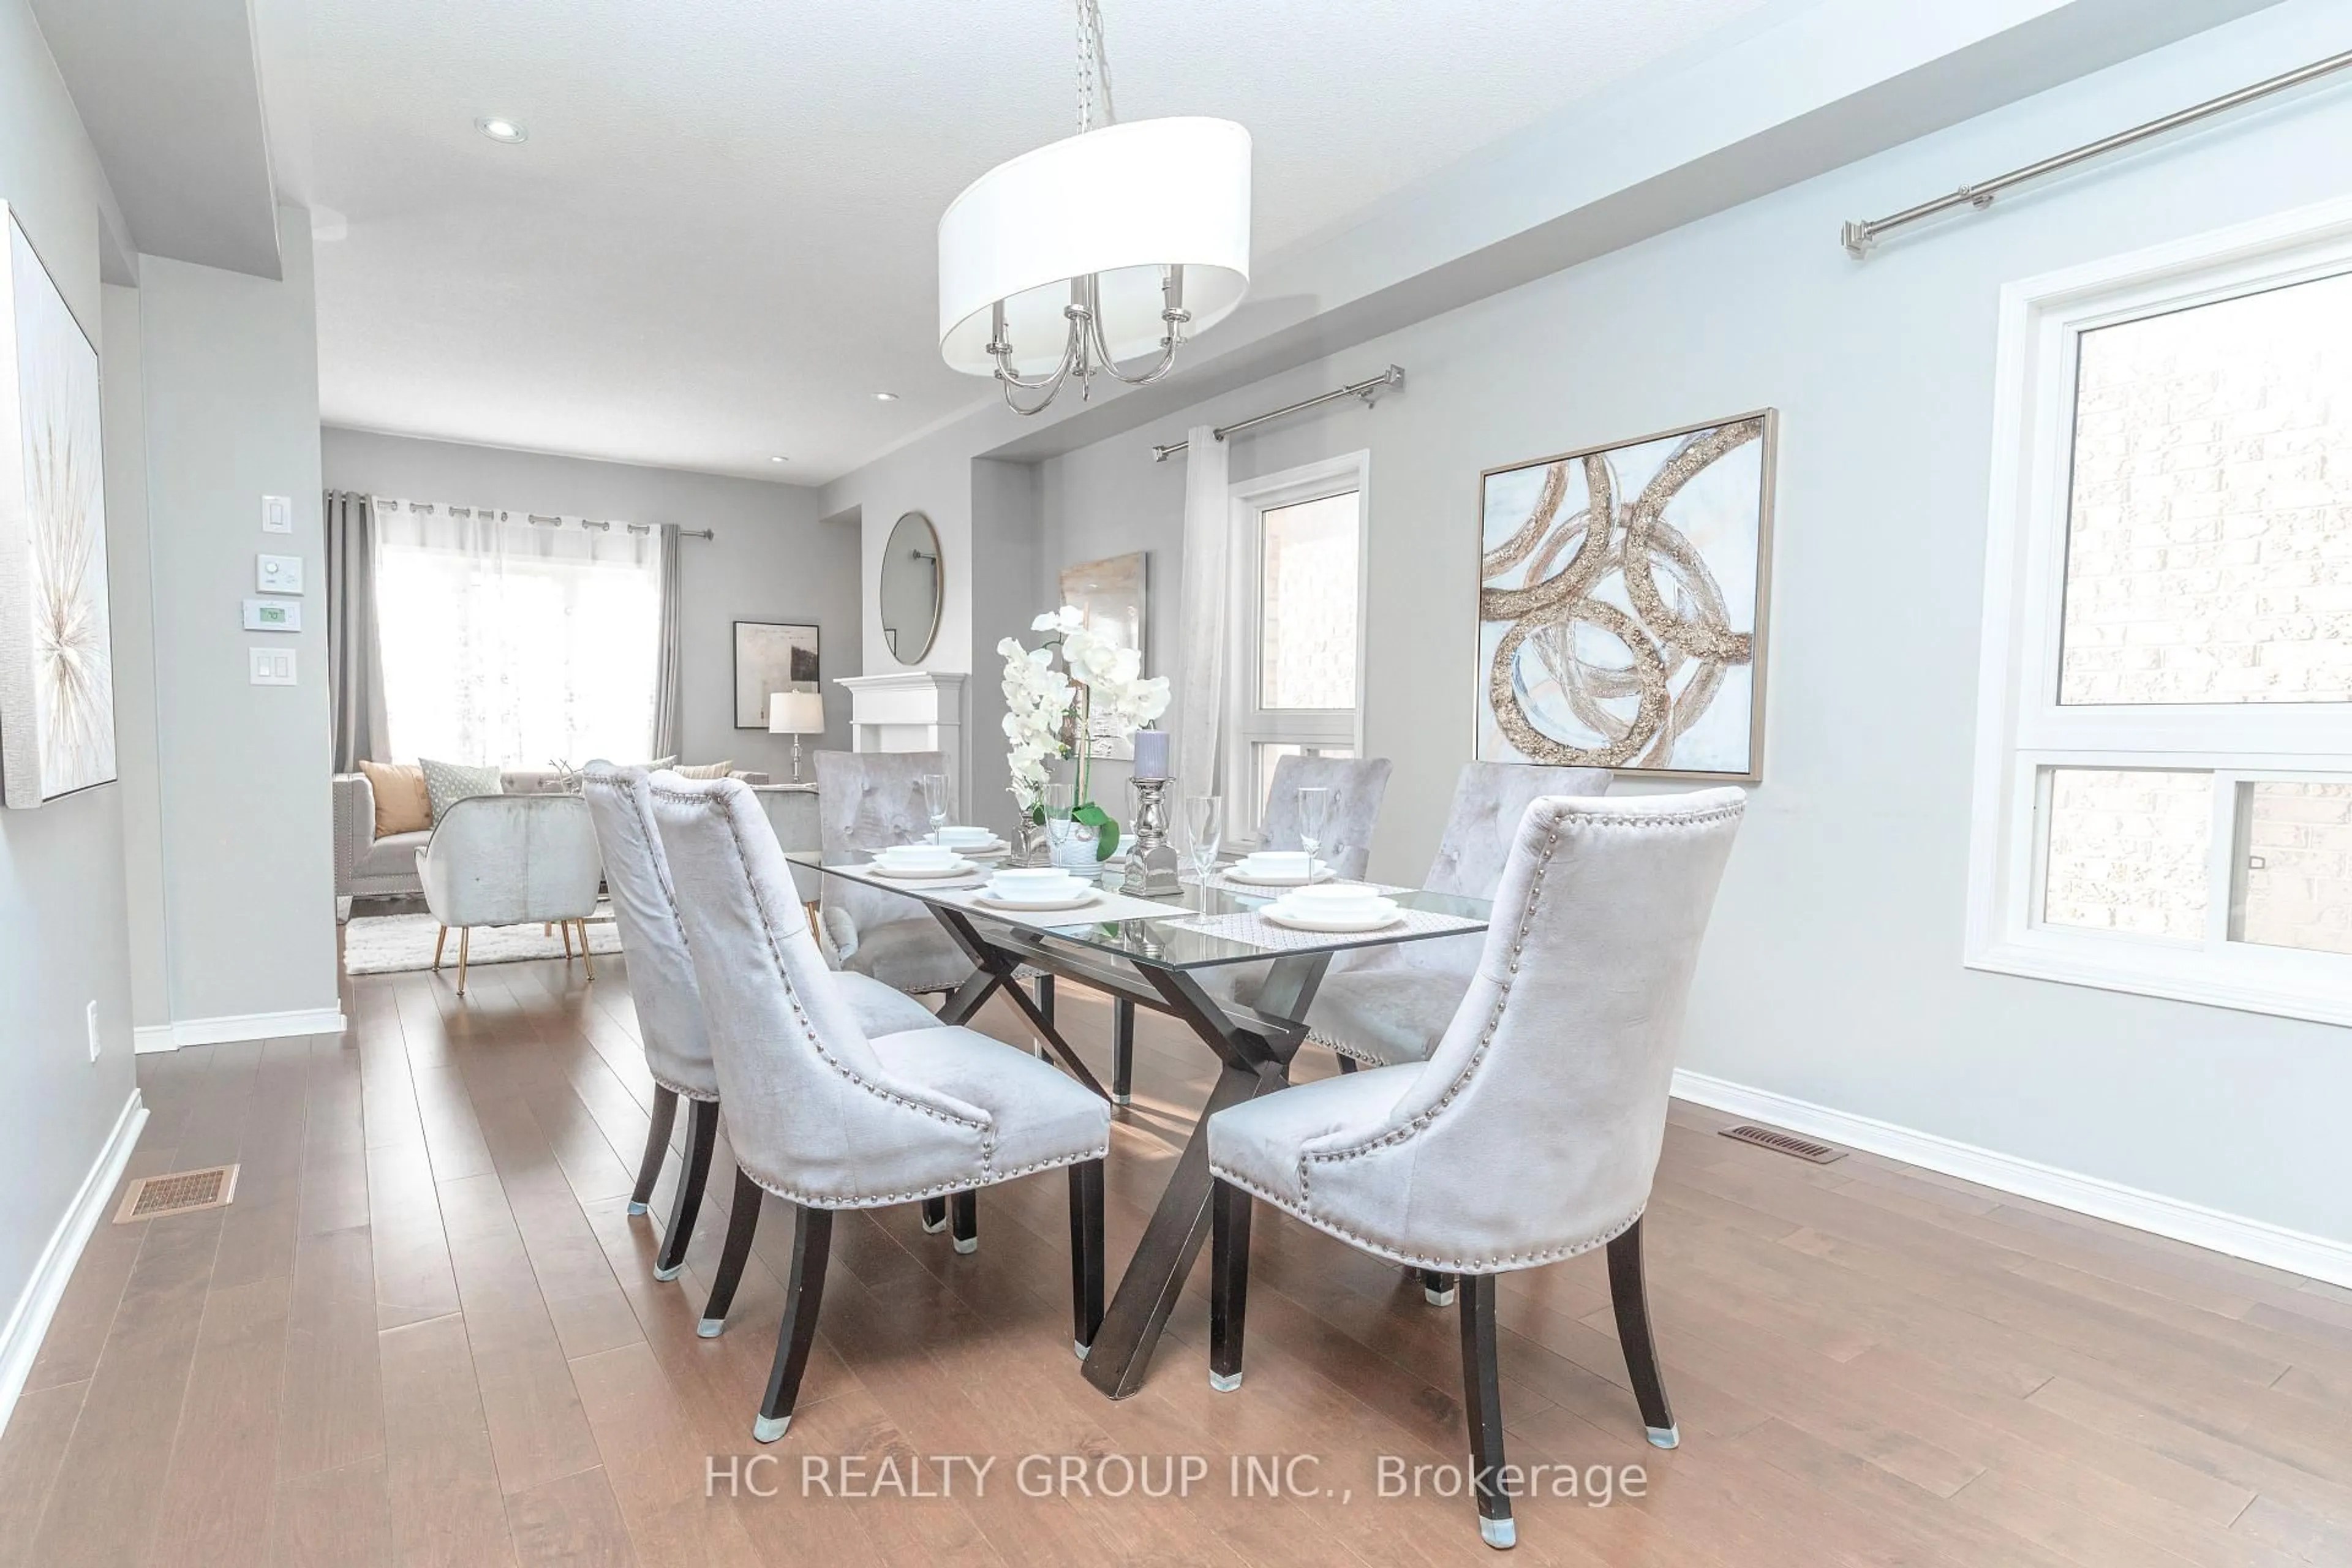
243,598 -> 301,632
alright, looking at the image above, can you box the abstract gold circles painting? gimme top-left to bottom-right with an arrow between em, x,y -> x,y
1477,412 -> 1774,781
0,204 -> 116,808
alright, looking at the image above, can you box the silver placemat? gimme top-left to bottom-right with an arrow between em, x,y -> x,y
1164,907 -> 1486,951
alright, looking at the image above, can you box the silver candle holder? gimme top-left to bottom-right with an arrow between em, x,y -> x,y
1120,777 -> 1182,897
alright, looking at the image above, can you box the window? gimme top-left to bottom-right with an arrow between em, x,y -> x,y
375,503 -> 666,767
1228,456 -> 1368,839
1969,200 -> 2352,1025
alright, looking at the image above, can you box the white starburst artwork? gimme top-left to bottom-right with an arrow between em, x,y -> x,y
0,205 -> 115,806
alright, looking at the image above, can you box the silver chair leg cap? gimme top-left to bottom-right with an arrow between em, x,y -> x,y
1209,1370 -> 1243,1393
752,1414 -> 790,1444
627,1200 -> 649,1216
1646,1424 -> 1680,1450
952,1235 -> 978,1255
1479,1516 -> 1517,1550
696,1317 -> 725,1338
652,1263 -> 683,1282
919,1215 -> 948,1234
1074,1340 -> 1090,1361
1425,1286 -> 1457,1308
1112,1093 -> 1132,1107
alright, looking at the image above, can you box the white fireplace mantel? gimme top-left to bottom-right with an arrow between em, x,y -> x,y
834,671 -> 968,803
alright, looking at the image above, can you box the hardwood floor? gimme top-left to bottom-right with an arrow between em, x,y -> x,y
4,951 -> 2350,1565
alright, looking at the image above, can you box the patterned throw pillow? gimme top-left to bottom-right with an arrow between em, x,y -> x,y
356,760 -> 431,837
419,758 -> 504,823
673,760 -> 735,779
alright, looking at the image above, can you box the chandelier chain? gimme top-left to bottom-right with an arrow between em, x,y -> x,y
1074,0 -> 1117,134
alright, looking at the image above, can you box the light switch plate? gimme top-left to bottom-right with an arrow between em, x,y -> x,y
262,494 -> 293,533
256,553 -> 304,595
243,598 -> 301,632
249,647 -> 296,685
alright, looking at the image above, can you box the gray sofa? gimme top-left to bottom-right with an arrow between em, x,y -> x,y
334,766 -> 769,904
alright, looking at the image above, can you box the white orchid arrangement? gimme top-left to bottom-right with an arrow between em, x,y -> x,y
998,605 -> 1173,834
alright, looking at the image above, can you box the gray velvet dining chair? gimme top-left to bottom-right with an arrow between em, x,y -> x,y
1254,753 -> 1392,878
1307,760 -> 1609,1074
813,750 -> 979,997
578,763 -> 943,1292
650,775 -> 1112,1443
1204,789 -> 1745,1550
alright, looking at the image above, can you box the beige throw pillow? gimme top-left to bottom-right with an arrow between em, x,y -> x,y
674,760 -> 734,780
357,760 -> 431,837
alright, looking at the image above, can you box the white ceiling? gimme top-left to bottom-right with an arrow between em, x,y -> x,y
278,0 -> 1782,484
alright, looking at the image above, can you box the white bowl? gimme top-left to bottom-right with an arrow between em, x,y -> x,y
988,870 -> 1083,899
933,826 -> 995,847
1287,880 -> 1379,907
875,846 -> 956,869
1240,850 -> 1311,879
990,865 -> 1073,889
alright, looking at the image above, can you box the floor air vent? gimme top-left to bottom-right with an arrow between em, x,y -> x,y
115,1164 -> 240,1223
1719,1125 -> 1845,1165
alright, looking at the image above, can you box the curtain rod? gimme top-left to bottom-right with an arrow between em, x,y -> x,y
331,491 -> 714,538
1149,364 -> 1405,462
1842,47 -> 2352,257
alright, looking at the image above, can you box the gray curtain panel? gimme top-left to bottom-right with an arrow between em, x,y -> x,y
325,489 -> 390,770
651,522 -> 685,758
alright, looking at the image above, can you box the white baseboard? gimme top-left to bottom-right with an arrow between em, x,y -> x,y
1672,1069 -> 2352,1291
133,1006 -> 348,1053
0,1088 -> 147,1440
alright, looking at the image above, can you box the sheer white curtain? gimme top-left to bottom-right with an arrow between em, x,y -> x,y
373,499 -> 665,767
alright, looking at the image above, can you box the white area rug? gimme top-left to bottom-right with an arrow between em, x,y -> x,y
342,912 -> 622,976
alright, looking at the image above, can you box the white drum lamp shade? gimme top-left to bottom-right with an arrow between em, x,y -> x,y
767,692 -> 825,735
938,117 -> 1251,375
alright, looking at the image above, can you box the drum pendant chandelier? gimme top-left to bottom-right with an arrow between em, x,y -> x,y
937,0 -> 1252,415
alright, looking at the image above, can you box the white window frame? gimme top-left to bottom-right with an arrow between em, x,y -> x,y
1225,453 -> 1371,842
1967,195 -> 2352,1027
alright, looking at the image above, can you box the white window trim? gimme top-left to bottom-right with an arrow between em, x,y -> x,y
1967,194 -> 2352,1028
1224,452 -> 1371,842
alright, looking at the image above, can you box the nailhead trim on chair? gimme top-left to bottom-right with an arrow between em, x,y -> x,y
1210,1162 -> 1646,1272
1263,798 -> 1741,1268
650,785 -> 998,1162
734,1139 -> 1114,1212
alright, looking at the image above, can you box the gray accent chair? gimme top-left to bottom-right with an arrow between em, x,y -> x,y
415,793 -> 605,995
649,775 -> 1111,1443
1204,789 -> 1746,1550
577,764 -> 943,1298
1307,761 -> 1609,1071
813,749 -> 976,997
1254,753 -> 1392,876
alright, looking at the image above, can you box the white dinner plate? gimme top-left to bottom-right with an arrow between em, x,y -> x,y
869,857 -> 978,880
1261,902 -> 1403,934
928,834 -> 1010,856
974,888 -> 1102,913
1221,864 -> 1336,888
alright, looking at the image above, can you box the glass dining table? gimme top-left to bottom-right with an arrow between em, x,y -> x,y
791,849 -> 1492,1400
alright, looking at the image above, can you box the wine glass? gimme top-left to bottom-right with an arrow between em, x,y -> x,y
921,773 -> 949,845
1296,785 -> 1332,882
1182,795 -> 1224,889
1044,780 -> 1075,861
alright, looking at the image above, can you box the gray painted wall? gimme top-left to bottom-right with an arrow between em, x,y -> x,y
319,429 -> 864,775
854,0 -> 2352,1245
138,217 -> 339,1026
100,284 -> 167,1030
0,0 -> 140,1367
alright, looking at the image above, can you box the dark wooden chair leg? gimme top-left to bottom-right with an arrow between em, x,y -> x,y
1607,1217 -> 1678,1449
1335,1054 -> 1360,1074
1420,1268 -> 1457,1306
1208,1179 -> 1251,1391
1035,973 -> 1055,1026
919,1196 -> 948,1234
1458,1273 -> 1515,1549
698,1165 -> 765,1337
1068,1159 -> 1105,1359
629,1085 -> 679,1216
1111,999 -> 1136,1106
949,1190 -> 978,1254
654,1097 -> 718,1281
753,1203 -> 834,1442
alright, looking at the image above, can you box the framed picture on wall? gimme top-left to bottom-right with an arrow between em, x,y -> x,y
1058,550 -> 1147,760
0,203 -> 116,807
1476,410 -> 1775,781
734,620 -> 821,730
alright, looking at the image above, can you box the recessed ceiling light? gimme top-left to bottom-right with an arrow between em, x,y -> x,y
769,455 -> 790,464
872,391 -> 899,402
475,116 -> 529,144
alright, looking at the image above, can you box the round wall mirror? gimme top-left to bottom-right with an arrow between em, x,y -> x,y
878,510 -> 943,665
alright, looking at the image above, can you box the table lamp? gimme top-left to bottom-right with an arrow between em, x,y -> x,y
767,690 -> 825,784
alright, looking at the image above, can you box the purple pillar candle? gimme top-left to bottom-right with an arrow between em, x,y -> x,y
1131,728 -> 1170,780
